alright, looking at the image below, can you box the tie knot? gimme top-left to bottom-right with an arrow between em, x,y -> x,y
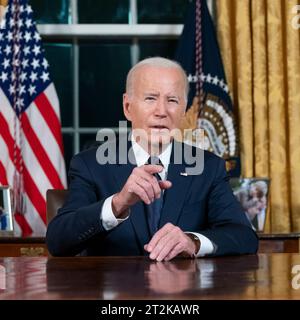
147,156 -> 163,166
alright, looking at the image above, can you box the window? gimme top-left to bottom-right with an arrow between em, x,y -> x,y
30,0 -> 214,170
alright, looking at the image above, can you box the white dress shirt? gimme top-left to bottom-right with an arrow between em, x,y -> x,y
100,137 -> 214,257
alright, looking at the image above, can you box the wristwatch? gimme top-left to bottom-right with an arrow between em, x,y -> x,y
186,233 -> 201,256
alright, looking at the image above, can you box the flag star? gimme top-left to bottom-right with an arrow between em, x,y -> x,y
200,73 -> 206,82
16,32 -> 23,41
42,58 -> 49,69
22,59 -> 29,68
0,72 -> 8,82
26,5 -> 33,14
34,31 -> 41,42
24,31 -> 31,42
29,85 -> 36,95
18,19 -> 23,28
187,74 -> 193,83
16,98 -> 24,108
25,19 -> 32,28
4,45 -> 11,55
0,33 -> 3,41
9,84 -> 15,95
24,46 -> 30,55
19,85 -> 26,95
212,76 -> 219,85
219,79 -> 225,88
6,31 -> 13,41
224,85 -> 229,93
31,58 -> 39,69
2,58 -> 10,69
41,71 -> 49,82
11,4 -> 15,12
20,72 -> 27,82
9,18 -> 15,27
13,44 -> 20,54
12,58 -> 20,67
206,73 -> 212,83
30,72 -> 37,82
19,5 -> 25,12
33,45 -> 41,56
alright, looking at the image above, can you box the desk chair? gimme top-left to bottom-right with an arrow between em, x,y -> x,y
46,189 -> 68,225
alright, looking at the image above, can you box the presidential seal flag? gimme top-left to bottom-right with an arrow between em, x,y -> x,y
0,0 -> 67,236
175,0 -> 240,176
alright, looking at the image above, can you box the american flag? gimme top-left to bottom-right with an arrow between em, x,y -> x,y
0,0 -> 67,236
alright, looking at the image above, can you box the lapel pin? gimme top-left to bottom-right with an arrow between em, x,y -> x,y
180,172 -> 188,176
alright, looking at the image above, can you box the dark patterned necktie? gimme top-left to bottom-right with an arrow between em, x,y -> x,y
146,156 -> 164,236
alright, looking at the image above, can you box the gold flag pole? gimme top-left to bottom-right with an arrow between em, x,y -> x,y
0,0 -> 8,22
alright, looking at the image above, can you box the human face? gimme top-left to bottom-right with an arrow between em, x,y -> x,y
123,65 -> 187,152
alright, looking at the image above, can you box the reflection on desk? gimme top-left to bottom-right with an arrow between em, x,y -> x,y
0,254 -> 300,300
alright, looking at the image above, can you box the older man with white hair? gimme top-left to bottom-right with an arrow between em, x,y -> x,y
46,57 -> 258,260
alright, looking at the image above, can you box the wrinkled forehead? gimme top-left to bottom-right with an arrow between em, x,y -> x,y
132,65 -> 186,93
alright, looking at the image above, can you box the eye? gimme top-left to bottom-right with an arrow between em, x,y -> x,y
145,96 -> 156,101
168,98 -> 179,104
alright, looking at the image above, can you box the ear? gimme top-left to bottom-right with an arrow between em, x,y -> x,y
123,93 -> 132,121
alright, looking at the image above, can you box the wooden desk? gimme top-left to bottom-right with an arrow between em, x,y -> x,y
0,237 -> 48,257
258,233 -> 300,253
0,254 -> 300,299
0,233 -> 299,257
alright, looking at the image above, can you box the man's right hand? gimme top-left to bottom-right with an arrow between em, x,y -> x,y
111,165 -> 172,218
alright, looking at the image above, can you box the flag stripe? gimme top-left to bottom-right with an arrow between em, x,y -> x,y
14,213 -> 33,237
44,83 -> 60,118
34,91 -> 64,156
0,138 -> 45,236
0,2 -> 66,235
27,102 -> 66,186
0,112 -> 47,224
1,95 -> 55,194
23,194 -> 46,235
21,112 -> 65,189
0,160 -> 8,185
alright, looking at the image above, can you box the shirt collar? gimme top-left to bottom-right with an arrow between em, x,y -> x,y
131,134 -> 172,172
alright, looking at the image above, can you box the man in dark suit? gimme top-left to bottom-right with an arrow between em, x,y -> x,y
46,57 -> 258,260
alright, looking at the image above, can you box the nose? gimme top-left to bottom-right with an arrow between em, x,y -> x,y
154,98 -> 167,117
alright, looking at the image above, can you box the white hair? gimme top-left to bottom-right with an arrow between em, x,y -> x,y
126,57 -> 189,101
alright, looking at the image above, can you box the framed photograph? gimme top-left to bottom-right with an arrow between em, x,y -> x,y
230,178 -> 270,233
0,186 -> 14,235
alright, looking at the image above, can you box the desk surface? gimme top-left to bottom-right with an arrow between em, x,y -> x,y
0,254 -> 300,300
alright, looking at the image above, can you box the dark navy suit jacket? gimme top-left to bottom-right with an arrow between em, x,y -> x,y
46,139 -> 258,256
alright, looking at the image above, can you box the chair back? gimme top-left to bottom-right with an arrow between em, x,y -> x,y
46,189 -> 68,225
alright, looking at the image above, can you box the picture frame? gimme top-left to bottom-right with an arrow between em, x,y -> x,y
0,186 -> 14,236
230,178 -> 270,233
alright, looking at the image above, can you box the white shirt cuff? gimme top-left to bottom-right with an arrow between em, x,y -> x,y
100,195 -> 128,231
186,232 -> 215,257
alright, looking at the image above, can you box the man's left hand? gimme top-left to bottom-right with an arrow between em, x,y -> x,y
144,223 -> 198,261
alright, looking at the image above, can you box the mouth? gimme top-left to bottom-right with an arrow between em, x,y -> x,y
150,125 -> 169,130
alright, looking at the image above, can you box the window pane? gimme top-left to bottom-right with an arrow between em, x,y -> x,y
44,43 -> 73,127
139,40 -> 178,61
62,133 -> 74,173
79,41 -> 131,128
137,0 -> 189,24
30,0 -> 70,24
78,0 -> 129,23
80,133 -> 99,151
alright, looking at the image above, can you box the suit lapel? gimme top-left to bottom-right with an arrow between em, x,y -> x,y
159,161 -> 193,228
112,137 -> 151,251
159,141 -> 195,228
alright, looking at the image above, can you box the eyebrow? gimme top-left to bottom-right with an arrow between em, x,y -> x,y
143,92 -> 159,97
